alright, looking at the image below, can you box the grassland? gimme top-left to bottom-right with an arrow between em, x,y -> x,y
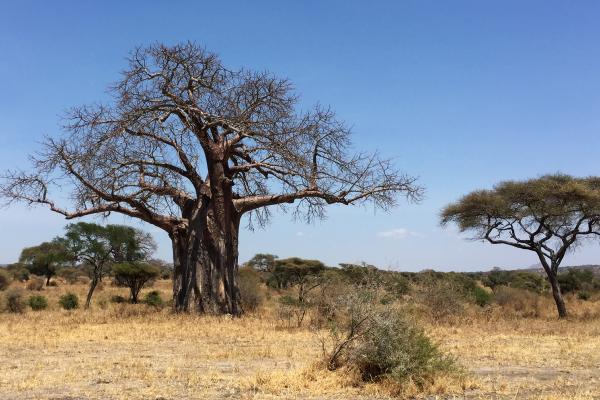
1,280 -> 600,399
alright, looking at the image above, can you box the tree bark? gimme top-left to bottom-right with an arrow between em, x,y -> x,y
85,277 -> 99,309
547,271 -> 568,319
171,199 -> 241,315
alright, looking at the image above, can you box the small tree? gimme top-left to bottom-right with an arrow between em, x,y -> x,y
63,222 -> 155,308
112,262 -> 159,303
19,240 -> 71,286
245,253 -> 278,273
441,174 -> 600,318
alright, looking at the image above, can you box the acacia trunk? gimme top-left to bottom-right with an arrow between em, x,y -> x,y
547,272 -> 568,319
172,204 -> 241,315
85,277 -> 99,309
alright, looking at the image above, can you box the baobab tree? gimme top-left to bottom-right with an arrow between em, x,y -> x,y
441,174 -> 600,318
1,42 -> 422,315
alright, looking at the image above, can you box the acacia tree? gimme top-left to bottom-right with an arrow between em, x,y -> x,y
19,240 -> 71,286
63,222 -> 155,308
441,174 -> 600,318
1,43 -> 421,315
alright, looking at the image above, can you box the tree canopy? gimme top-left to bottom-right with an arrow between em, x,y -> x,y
441,174 -> 600,317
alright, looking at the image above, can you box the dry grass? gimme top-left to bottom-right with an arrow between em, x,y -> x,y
0,280 -> 599,399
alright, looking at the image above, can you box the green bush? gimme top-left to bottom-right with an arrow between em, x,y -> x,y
59,293 -> 79,310
472,286 -> 493,307
578,291 -> 591,301
0,269 -> 12,291
143,290 -> 164,308
4,289 -> 26,313
28,295 -> 48,311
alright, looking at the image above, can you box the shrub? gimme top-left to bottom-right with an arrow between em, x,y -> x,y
26,277 -> 44,291
578,291 -> 591,301
11,267 -> 30,282
321,286 -> 455,385
143,290 -> 164,308
0,269 -> 12,291
28,295 -> 48,311
472,286 -> 493,307
493,286 -> 540,317
110,295 -> 127,304
277,295 -> 310,327
420,281 -> 464,321
112,262 -> 160,303
237,266 -> 263,312
4,289 -> 26,313
349,313 -> 455,384
59,293 -> 79,310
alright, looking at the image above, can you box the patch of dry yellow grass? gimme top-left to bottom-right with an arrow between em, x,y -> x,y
0,280 -> 599,399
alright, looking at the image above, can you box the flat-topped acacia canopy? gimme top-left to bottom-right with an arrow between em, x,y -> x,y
441,174 -> 600,318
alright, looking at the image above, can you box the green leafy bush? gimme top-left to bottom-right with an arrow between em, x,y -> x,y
0,269 -> 12,291
143,290 -> 164,308
59,293 -> 79,310
28,295 -> 48,311
472,286 -> 493,307
578,291 -> 591,301
4,289 -> 25,313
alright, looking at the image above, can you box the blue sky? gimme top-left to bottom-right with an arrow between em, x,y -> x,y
1,1 -> 600,271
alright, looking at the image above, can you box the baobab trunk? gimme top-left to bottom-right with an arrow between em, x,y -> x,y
172,202 -> 241,315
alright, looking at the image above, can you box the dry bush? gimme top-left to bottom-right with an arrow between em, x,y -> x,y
0,269 -> 11,291
237,266 -> 264,312
419,281 -> 464,322
318,285 -> 456,387
3,288 -> 26,313
493,286 -> 541,317
26,277 -> 44,291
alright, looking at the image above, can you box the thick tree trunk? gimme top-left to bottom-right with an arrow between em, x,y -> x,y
547,272 -> 568,319
172,203 -> 242,315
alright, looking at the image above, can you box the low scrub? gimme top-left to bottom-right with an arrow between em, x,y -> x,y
320,286 -> 455,386
26,277 -> 44,291
28,295 -> 48,311
59,293 -> 79,310
143,290 -> 164,308
0,269 -> 12,291
4,288 -> 26,313
493,286 -> 540,317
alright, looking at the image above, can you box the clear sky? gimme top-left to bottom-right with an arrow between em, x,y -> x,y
1,1 -> 600,271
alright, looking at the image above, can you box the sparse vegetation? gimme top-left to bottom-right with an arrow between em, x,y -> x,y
0,269 -> 11,291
